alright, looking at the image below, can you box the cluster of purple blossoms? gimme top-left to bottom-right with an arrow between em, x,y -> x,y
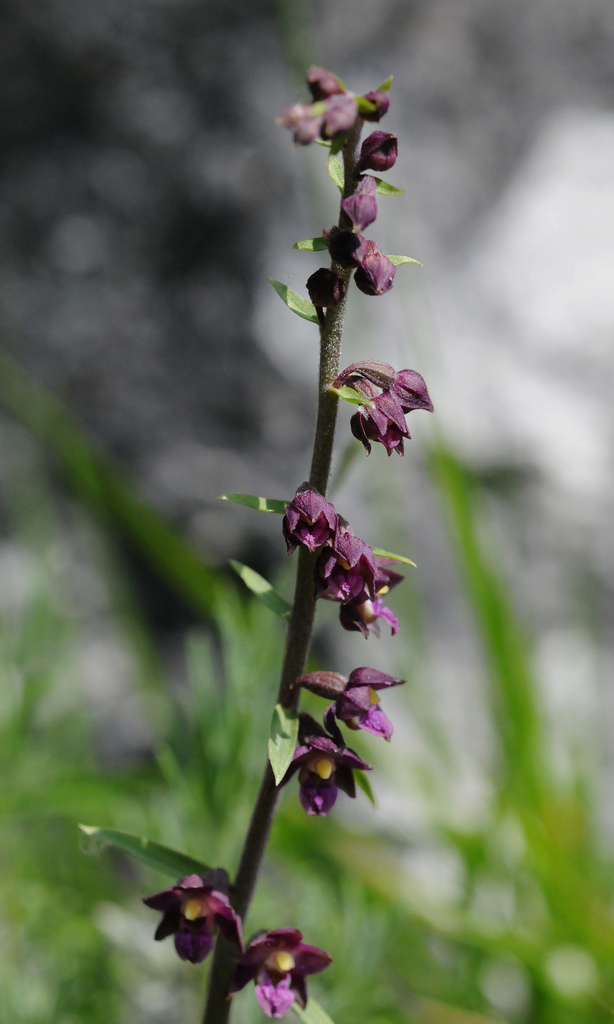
280,66 -> 400,306
144,873 -> 331,1017
283,485 -> 402,636
334,359 -> 434,456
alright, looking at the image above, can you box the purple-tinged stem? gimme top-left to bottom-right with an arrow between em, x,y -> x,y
201,119 -> 362,1024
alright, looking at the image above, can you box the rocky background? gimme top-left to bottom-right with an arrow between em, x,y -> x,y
1,0 -> 613,782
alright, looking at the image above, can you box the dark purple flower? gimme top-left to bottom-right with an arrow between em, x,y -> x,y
307,66 -> 345,101
321,94 -> 359,139
361,91 -> 391,122
339,595 -> 400,637
142,869 -> 242,964
323,226 -> 367,269
315,522 -> 378,605
283,485 -> 338,555
307,268 -> 347,308
350,380 -> 411,456
341,176 -> 378,232
359,131 -> 398,172
353,240 -> 396,296
278,103 -> 323,146
283,712 -> 372,816
331,667 -> 405,741
338,559 -> 404,638
229,927 -> 332,1017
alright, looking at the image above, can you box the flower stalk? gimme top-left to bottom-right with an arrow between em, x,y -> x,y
200,116 -> 363,1024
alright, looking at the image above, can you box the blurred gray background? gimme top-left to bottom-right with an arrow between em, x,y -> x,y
1,0 -> 613,786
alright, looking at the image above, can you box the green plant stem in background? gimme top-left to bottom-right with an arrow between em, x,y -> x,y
201,121 -> 362,1024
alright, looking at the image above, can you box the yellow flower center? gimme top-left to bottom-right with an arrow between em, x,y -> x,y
274,951 -> 295,972
314,757 -> 334,780
369,687 -> 379,705
182,898 -> 205,921
338,557 -> 351,570
357,600 -> 375,623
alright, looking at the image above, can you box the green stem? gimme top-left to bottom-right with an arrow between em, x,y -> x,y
201,119 -> 362,1024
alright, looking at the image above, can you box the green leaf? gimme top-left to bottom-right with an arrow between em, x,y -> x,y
292,997 -> 338,1024
329,385 -> 372,407
329,134 -> 347,156
229,560 -> 291,619
268,704 -> 299,785
327,151 -> 344,191
356,96 -> 378,116
218,493 -> 288,514
269,279 -> 319,324
78,825 -> 210,878
373,177 -> 405,196
371,547 -> 416,567
377,75 -> 393,92
386,254 -> 422,266
314,137 -> 332,148
354,770 -> 376,806
293,237 -> 327,252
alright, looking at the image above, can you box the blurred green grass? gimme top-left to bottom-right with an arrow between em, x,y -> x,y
1,352 -> 613,1024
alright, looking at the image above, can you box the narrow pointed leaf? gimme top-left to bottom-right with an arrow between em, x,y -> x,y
315,138 -> 332,148
219,493 -> 288,514
269,279 -> 319,324
386,254 -> 423,266
293,237 -> 327,252
354,770 -> 376,806
330,134 -> 347,156
372,547 -> 416,567
377,75 -> 393,92
230,560 -> 291,619
357,96 -> 378,116
292,998 -> 338,1024
329,385 -> 373,407
327,151 -> 344,191
79,825 -> 210,878
269,704 -> 299,785
373,176 -> 405,196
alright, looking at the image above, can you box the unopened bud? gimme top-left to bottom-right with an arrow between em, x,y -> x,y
307,66 -> 345,101
307,268 -> 347,308
359,131 -> 398,172
361,90 -> 390,122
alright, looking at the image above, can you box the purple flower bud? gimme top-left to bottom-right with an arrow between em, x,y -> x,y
353,240 -> 396,296
282,713 -> 372,816
283,485 -> 338,555
361,90 -> 391,122
307,66 -> 345,101
359,131 -> 398,172
143,870 -> 242,964
321,94 -> 358,139
323,226 -> 367,269
341,178 -> 378,232
230,928 -> 332,1018
279,103 -> 323,146
392,368 -> 434,412
306,268 -> 347,308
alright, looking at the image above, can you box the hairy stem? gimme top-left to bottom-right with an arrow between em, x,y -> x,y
201,119 -> 362,1024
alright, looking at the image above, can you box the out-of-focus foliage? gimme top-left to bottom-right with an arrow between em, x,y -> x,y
1,361 -> 614,1024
